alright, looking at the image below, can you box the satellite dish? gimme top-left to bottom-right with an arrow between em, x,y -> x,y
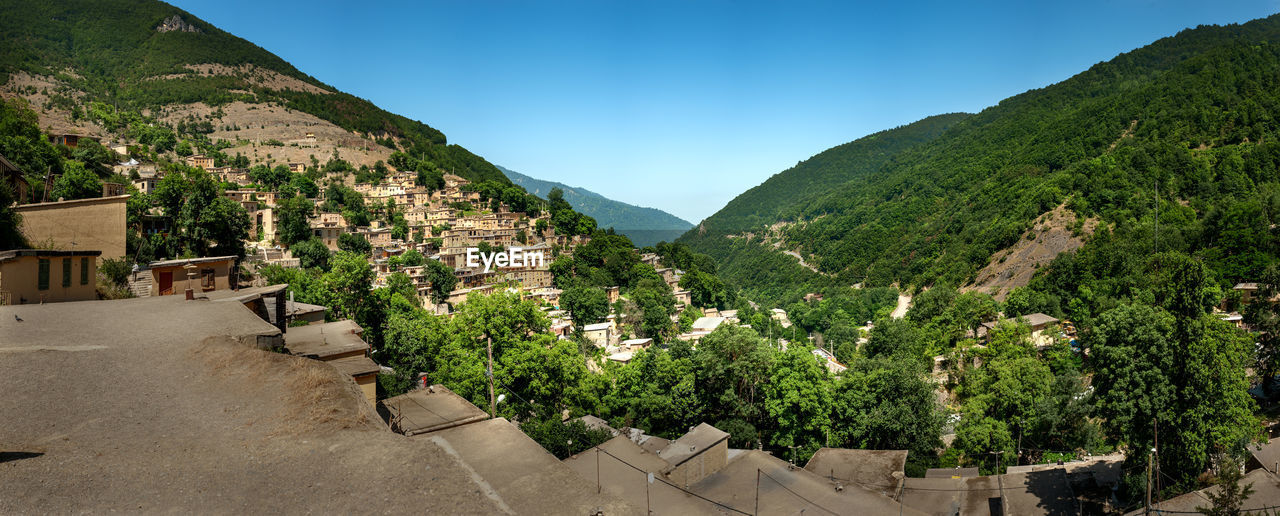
647,473 -> 655,484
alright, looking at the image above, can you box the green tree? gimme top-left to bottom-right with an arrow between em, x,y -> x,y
560,286 -> 609,331
151,167 -> 249,258
276,195 -> 314,246
1196,456 -> 1256,516
49,161 -> 101,201
379,310 -> 446,396
323,251 -> 374,323
0,181 -> 27,250
951,291 -> 999,338
680,269 -> 730,309
291,237 -> 330,270
863,317 -> 925,361
424,259 -> 457,305
401,248 -> 424,267
694,324 -> 774,445
338,232 -> 371,255
385,272 -> 417,301
604,346 -> 700,438
632,278 -> 677,342
832,357 -> 943,458
763,343 -> 831,462
520,418 -> 613,460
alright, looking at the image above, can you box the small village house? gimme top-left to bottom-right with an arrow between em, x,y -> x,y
14,195 -> 129,261
1,153 -> 29,204
147,256 -> 237,296
0,249 -> 101,305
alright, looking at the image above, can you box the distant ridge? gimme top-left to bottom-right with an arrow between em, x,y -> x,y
499,166 -> 693,247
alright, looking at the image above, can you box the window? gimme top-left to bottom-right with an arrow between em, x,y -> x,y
80,257 -> 89,285
62,258 -> 71,287
37,259 -> 49,290
201,268 -> 216,290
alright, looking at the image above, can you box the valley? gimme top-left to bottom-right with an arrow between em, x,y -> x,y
1,1 -> 1279,514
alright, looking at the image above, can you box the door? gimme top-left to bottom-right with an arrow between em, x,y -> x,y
158,271 -> 173,295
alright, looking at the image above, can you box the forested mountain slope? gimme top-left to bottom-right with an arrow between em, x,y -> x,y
681,15 -> 1280,306
0,0 -> 508,184
500,165 -> 692,246
679,114 -> 971,302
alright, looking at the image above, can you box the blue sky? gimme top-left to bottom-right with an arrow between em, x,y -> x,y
171,0 -> 1277,223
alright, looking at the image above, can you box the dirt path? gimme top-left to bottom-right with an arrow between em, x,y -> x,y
891,294 -> 911,319
782,250 -> 826,275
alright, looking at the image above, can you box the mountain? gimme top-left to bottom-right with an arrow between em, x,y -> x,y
499,165 -> 693,247
682,15 -> 1280,307
0,0 -> 508,185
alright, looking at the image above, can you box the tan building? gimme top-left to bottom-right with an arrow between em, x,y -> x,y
2,153 -> 30,204
253,207 -> 276,243
310,212 -> 347,250
283,320 -> 378,407
187,155 -> 215,169
147,256 -> 237,296
14,195 -> 129,261
133,177 -> 157,195
657,423 -> 730,489
0,249 -> 101,305
674,289 -> 691,307
583,322 -> 613,348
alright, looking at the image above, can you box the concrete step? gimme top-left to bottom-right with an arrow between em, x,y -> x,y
128,271 -> 153,298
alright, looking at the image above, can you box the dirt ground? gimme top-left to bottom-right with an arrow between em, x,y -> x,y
2,69 -> 395,170
156,100 -> 395,169
963,203 -> 1098,301
1,71 -> 108,139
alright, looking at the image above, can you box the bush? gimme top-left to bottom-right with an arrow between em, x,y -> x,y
98,257 -> 133,287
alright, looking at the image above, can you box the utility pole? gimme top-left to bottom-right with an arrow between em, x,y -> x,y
487,333 -> 495,418
1154,418 -> 1160,501
1152,448 -> 1162,516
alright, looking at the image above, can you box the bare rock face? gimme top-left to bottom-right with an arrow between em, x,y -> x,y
156,14 -> 201,33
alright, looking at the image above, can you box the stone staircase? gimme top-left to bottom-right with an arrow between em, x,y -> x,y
127,271 -> 153,298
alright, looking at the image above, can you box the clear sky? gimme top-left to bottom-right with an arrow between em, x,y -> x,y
170,0 -> 1277,223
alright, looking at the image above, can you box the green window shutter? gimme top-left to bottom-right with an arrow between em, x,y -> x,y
38,259 -> 49,290
81,257 -> 90,285
62,258 -> 72,287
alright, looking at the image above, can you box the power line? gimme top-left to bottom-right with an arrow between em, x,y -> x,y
592,445 -> 753,516
757,468 -> 842,516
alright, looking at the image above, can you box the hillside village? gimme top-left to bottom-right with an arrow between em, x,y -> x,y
9,2 -> 1280,514
8,133 -> 1280,514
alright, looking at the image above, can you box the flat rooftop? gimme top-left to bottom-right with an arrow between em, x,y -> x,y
418,418 -> 638,514
282,320 -> 369,358
0,296 -> 511,513
804,448 -> 907,498
688,449 -> 926,515
381,384 -> 490,436
329,355 -> 380,377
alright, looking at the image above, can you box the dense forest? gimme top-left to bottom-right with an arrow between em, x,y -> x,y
666,14 -> 1280,508
0,0 -> 509,184
682,16 -> 1280,305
